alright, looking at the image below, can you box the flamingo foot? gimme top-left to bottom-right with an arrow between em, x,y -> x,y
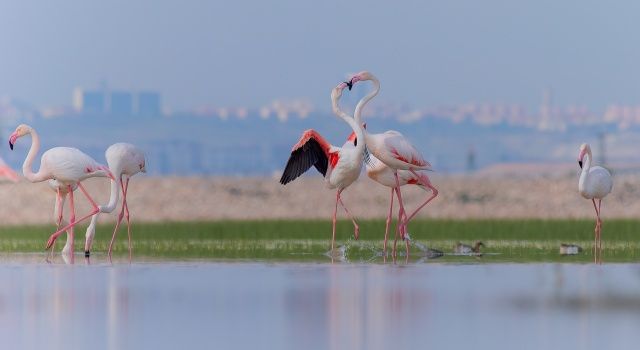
85,250 -> 90,258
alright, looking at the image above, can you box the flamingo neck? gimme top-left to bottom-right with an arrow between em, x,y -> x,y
579,151 -> 592,191
22,129 -> 48,183
100,175 -> 120,213
354,76 -> 380,138
331,91 -> 364,154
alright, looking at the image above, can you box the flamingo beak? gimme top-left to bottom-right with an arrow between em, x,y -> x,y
8,132 -> 17,150
344,80 -> 353,91
578,160 -> 583,169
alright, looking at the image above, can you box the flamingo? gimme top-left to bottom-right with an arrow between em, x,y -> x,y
336,79 -> 438,256
577,143 -> 612,263
348,71 -> 434,257
280,82 -> 365,250
9,124 -> 114,256
83,143 -> 146,260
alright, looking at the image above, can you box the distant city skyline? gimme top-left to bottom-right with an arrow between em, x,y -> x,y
1,1 -> 640,112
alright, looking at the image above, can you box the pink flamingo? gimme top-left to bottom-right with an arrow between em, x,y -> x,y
348,71 -> 434,257
280,83 -> 365,251
9,124 -> 113,256
84,142 -> 146,260
577,143 -> 612,263
336,83 -> 438,256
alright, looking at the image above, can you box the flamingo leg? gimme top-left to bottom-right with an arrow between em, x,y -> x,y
50,188 -> 63,261
405,171 -> 439,222
393,171 -> 407,239
123,177 -> 133,262
393,172 -> 411,259
337,189 -> 359,240
331,190 -> 339,252
383,187 -> 394,256
66,185 -> 76,262
598,199 -> 603,263
591,199 -> 601,263
46,183 -> 100,250
108,176 -> 127,258
392,187 -> 407,259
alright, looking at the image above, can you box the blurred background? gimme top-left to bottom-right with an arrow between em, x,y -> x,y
1,1 -> 640,222
2,0 -> 640,175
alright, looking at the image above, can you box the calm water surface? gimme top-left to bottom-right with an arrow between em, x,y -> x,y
1,255 -> 639,350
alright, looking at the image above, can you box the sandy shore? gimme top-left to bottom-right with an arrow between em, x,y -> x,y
0,172 -> 637,225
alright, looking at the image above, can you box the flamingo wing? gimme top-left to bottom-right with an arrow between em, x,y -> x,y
280,130 -> 332,185
383,131 -> 431,169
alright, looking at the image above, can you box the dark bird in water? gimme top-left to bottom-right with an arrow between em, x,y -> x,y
454,241 -> 484,255
560,243 -> 583,255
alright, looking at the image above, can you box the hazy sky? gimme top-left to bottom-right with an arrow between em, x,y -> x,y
1,0 -> 639,111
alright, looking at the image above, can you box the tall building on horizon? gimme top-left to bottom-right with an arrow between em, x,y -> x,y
73,88 -> 106,114
110,91 -> 134,116
137,91 -> 161,117
73,86 -> 162,117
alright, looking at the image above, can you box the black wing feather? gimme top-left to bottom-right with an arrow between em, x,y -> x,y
280,138 -> 328,185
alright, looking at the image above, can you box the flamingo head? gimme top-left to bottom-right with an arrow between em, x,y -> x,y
348,71 -> 374,87
9,124 -> 31,150
331,82 -> 348,100
578,143 -> 590,169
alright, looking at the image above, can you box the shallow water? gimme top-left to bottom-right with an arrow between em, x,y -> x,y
1,255 -> 639,350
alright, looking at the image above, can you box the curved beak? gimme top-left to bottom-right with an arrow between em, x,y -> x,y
8,132 -> 17,150
578,160 -> 583,169
344,80 -> 353,91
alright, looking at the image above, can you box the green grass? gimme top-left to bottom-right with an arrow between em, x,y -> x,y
0,219 -> 638,263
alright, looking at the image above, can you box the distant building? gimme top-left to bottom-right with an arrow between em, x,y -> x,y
73,88 -> 106,114
110,91 -> 134,116
137,92 -> 161,116
73,87 -> 162,117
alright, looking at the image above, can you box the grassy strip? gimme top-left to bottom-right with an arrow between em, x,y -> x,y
0,219 -> 637,262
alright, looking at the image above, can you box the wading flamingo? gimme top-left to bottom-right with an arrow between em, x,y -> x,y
577,143 -> 612,263
337,78 -> 438,256
280,83 -> 365,251
84,143 -> 146,259
9,124 -> 113,256
348,71 -> 434,257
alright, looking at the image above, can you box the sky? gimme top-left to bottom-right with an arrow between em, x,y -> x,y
1,0 -> 639,111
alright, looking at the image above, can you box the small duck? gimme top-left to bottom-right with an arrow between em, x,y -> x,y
454,241 -> 484,255
560,243 -> 583,255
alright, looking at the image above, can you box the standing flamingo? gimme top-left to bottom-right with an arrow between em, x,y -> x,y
348,71 -> 433,257
9,124 -> 113,256
280,83 -> 365,251
577,143 -> 612,263
83,143 -> 146,259
335,86 -> 438,256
